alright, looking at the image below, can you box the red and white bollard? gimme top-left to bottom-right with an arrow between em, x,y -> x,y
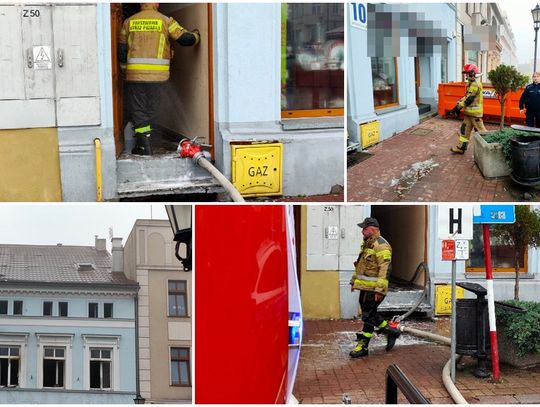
482,224 -> 500,382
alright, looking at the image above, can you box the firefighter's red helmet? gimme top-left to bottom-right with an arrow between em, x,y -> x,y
462,64 -> 479,75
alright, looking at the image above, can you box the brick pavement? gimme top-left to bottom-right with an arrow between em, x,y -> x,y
294,319 -> 540,404
347,117 -> 540,202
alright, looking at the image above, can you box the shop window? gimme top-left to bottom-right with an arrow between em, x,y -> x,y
88,303 -> 98,318
0,346 -> 20,387
170,347 -> 191,386
371,57 -> 399,108
43,347 -> 65,388
467,224 -> 527,273
104,303 -> 113,319
281,3 -> 344,117
0,301 -> 7,315
13,301 -> 23,316
89,348 -> 112,390
441,55 -> 448,84
168,281 -> 187,317
43,301 -> 53,316
59,302 -> 68,317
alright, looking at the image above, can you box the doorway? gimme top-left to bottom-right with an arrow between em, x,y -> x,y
370,205 -> 430,313
110,3 -> 213,158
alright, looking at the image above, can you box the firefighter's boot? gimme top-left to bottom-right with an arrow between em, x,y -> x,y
132,131 -> 153,156
349,332 -> 372,358
383,321 -> 401,352
451,143 -> 468,154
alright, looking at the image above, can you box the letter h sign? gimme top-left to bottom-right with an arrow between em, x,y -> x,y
437,206 -> 473,240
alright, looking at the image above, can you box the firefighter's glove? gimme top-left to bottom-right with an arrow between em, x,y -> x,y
445,106 -> 461,118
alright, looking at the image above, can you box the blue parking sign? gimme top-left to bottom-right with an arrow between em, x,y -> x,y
473,205 -> 515,224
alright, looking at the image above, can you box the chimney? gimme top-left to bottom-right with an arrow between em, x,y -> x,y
111,237 -> 124,272
95,235 -> 107,252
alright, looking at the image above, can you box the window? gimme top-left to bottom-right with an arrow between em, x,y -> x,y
43,347 -> 65,388
170,348 -> 190,386
59,302 -> 68,317
0,301 -> 7,315
281,3 -> 344,117
104,303 -> 113,319
13,301 -> 23,316
43,301 -> 53,316
0,346 -> 20,387
89,348 -> 112,390
467,224 -> 527,272
168,281 -> 187,317
371,57 -> 399,108
88,303 -> 98,318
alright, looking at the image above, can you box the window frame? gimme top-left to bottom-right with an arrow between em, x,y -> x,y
280,3 -> 344,119
58,302 -> 68,317
42,347 -> 66,388
0,334 -> 28,388
169,347 -> 191,387
88,302 -> 99,318
89,348 -> 113,390
104,303 -> 114,319
43,301 -> 53,317
0,301 -> 7,315
82,335 -> 120,391
0,346 -> 20,387
13,301 -> 23,316
372,57 -> 400,110
168,280 -> 188,318
36,334 -> 73,390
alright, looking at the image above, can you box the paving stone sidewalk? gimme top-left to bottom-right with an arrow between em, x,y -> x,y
293,319 -> 540,404
347,116 -> 540,202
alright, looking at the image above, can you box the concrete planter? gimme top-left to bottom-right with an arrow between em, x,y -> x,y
473,131 -> 511,178
498,330 -> 540,368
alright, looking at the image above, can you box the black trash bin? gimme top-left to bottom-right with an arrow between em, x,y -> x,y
456,282 -> 490,378
510,136 -> 540,186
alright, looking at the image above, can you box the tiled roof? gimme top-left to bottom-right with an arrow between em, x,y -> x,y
0,244 -> 136,286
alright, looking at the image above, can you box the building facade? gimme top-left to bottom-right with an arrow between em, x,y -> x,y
0,3 -> 343,201
300,205 -> 540,319
0,240 -> 138,403
348,3 -> 457,149
123,219 -> 192,403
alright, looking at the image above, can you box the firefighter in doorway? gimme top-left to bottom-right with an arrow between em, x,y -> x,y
447,63 -> 486,155
349,217 -> 400,358
119,3 -> 200,155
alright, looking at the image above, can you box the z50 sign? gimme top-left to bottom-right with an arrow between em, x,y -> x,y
350,3 -> 367,30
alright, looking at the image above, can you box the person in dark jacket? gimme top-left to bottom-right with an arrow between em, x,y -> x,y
519,72 -> 540,128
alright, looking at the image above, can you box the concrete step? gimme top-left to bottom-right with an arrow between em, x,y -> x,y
116,153 -> 222,199
379,288 -> 432,315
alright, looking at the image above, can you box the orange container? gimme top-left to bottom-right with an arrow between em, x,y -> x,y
438,82 -> 526,125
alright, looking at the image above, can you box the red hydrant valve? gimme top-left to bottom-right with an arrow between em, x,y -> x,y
179,138 -> 202,159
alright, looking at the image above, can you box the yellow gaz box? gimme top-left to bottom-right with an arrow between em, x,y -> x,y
231,142 -> 283,197
435,284 -> 465,315
360,120 -> 380,149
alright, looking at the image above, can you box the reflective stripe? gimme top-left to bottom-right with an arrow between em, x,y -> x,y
129,19 -> 163,32
357,275 -> 379,282
127,64 -> 170,72
361,332 -> 374,338
353,276 -> 389,289
459,135 -> 469,143
376,249 -> 391,260
157,34 -> 165,59
127,58 -> 170,66
465,106 -> 482,113
378,320 -> 388,329
168,21 -> 182,33
364,248 -> 375,255
135,125 -> 152,134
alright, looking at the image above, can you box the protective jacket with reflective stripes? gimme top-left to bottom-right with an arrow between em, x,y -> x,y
351,232 -> 392,295
119,4 -> 198,82
457,78 -> 483,118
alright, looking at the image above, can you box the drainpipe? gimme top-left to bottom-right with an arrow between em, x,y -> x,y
134,290 -> 143,403
94,138 -> 103,202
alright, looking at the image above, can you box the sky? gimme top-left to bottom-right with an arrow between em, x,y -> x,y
503,1 -> 539,65
0,204 -> 171,251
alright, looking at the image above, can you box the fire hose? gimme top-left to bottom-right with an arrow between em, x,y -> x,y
178,138 -> 245,202
386,262 -> 467,404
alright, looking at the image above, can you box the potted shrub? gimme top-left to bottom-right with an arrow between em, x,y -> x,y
496,300 -> 540,368
473,128 -> 537,178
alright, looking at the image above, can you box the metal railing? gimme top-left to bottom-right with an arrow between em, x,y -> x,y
385,364 -> 431,404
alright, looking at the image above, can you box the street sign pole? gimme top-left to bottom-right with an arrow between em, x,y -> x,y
450,259 -> 457,383
483,224 -> 501,382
